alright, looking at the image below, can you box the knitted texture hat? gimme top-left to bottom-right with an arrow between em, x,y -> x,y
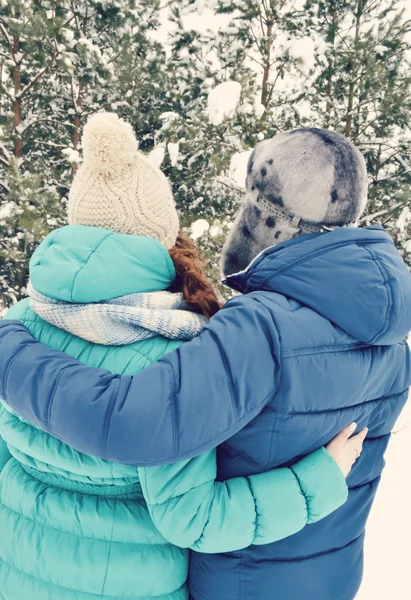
68,112 -> 179,249
221,128 -> 368,277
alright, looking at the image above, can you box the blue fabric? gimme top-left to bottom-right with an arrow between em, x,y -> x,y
0,225 -> 410,600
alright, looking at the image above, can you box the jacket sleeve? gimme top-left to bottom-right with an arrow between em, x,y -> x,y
0,295 -> 281,466
0,433 -> 11,471
139,447 -> 348,553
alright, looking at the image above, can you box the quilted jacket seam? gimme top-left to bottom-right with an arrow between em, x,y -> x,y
363,245 -> 393,344
2,345 -> 30,404
207,329 -> 236,405
164,361 -> 178,457
259,532 -> 364,565
0,556 -> 186,599
282,342 -> 368,358
100,501 -> 116,598
46,365 -> 75,432
70,231 -> 114,302
144,477 -> 216,507
249,296 -> 283,468
102,378 -> 121,461
0,501 -> 175,547
245,477 -> 260,545
288,467 -> 310,523
263,389 -> 408,415
146,387 -> 277,465
13,321 -> 156,366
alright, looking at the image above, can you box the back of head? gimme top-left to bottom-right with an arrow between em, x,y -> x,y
66,112 -> 220,318
68,112 -> 179,249
222,128 -> 368,277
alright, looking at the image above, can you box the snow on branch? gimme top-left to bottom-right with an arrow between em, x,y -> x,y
0,21 -> 12,49
17,53 -> 58,100
358,200 -> 410,225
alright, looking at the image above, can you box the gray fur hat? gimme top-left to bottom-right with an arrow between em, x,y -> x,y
221,128 -> 368,277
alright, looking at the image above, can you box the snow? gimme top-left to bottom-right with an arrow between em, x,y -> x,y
375,44 -> 389,54
62,28 -> 75,43
190,219 -> 210,240
191,0 -> 218,15
209,223 -> 222,238
62,148 -> 81,164
237,103 -> 253,115
160,112 -> 179,122
288,36 -> 316,74
148,146 -> 165,168
396,206 -> 411,236
229,150 -> 252,188
168,142 -> 180,167
0,202 -> 14,220
254,101 -> 266,118
356,401 -> 411,599
207,81 -> 242,126
404,240 -> 411,253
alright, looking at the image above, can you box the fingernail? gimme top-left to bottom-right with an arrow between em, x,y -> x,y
349,422 -> 357,432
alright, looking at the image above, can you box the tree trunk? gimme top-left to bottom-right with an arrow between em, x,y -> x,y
261,21 -> 273,107
369,143 -> 382,215
12,35 -> 23,158
325,3 -> 337,127
344,1 -> 364,138
72,83 -> 83,176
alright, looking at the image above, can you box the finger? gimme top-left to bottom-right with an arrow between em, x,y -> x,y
332,422 -> 357,447
347,428 -> 369,458
351,427 -> 368,450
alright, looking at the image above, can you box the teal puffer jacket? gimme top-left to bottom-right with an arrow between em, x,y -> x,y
0,225 -> 347,600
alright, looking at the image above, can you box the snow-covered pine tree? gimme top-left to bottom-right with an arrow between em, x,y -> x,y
0,159 -> 63,311
0,1 -> 169,309
1,0 -> 410,305
310,0 -> 411,249
0,0 -> 69,310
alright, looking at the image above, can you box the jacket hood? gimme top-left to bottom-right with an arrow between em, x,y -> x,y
226,225 -> 411,345
30,225 -> 176,303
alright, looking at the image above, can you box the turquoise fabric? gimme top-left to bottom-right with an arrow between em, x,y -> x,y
0,225 -> 348,599
0,435 -> 10,472
30,225 -> 176,303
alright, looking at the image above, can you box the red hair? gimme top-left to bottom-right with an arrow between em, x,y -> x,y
169,233 -> 222,319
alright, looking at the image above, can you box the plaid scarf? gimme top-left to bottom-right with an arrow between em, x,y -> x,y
29,284 -> 207,346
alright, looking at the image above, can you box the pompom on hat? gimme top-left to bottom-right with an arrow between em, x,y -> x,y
68,112 -> 179,249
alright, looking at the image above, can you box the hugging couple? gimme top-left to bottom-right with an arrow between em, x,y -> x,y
0,112 -> 410,600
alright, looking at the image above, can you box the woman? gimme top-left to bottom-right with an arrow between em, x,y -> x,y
0,114 -> 365,600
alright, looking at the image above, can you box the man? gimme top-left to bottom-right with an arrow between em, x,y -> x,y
1,128 -> 410,600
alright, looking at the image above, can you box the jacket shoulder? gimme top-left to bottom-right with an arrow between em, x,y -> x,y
246,290 -> 362,356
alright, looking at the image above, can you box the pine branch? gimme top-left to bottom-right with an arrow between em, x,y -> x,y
358,200 -> 410,224
17,54 -> 58,100
0,20 -> 12,49
24,117 -> 75,132
216,178 -> 243,193
0,81 -> 14,103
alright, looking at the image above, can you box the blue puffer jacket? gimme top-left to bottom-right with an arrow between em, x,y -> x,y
0,225 -> 410,600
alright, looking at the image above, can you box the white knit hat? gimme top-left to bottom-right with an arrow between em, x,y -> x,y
68,112 -> 180,249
